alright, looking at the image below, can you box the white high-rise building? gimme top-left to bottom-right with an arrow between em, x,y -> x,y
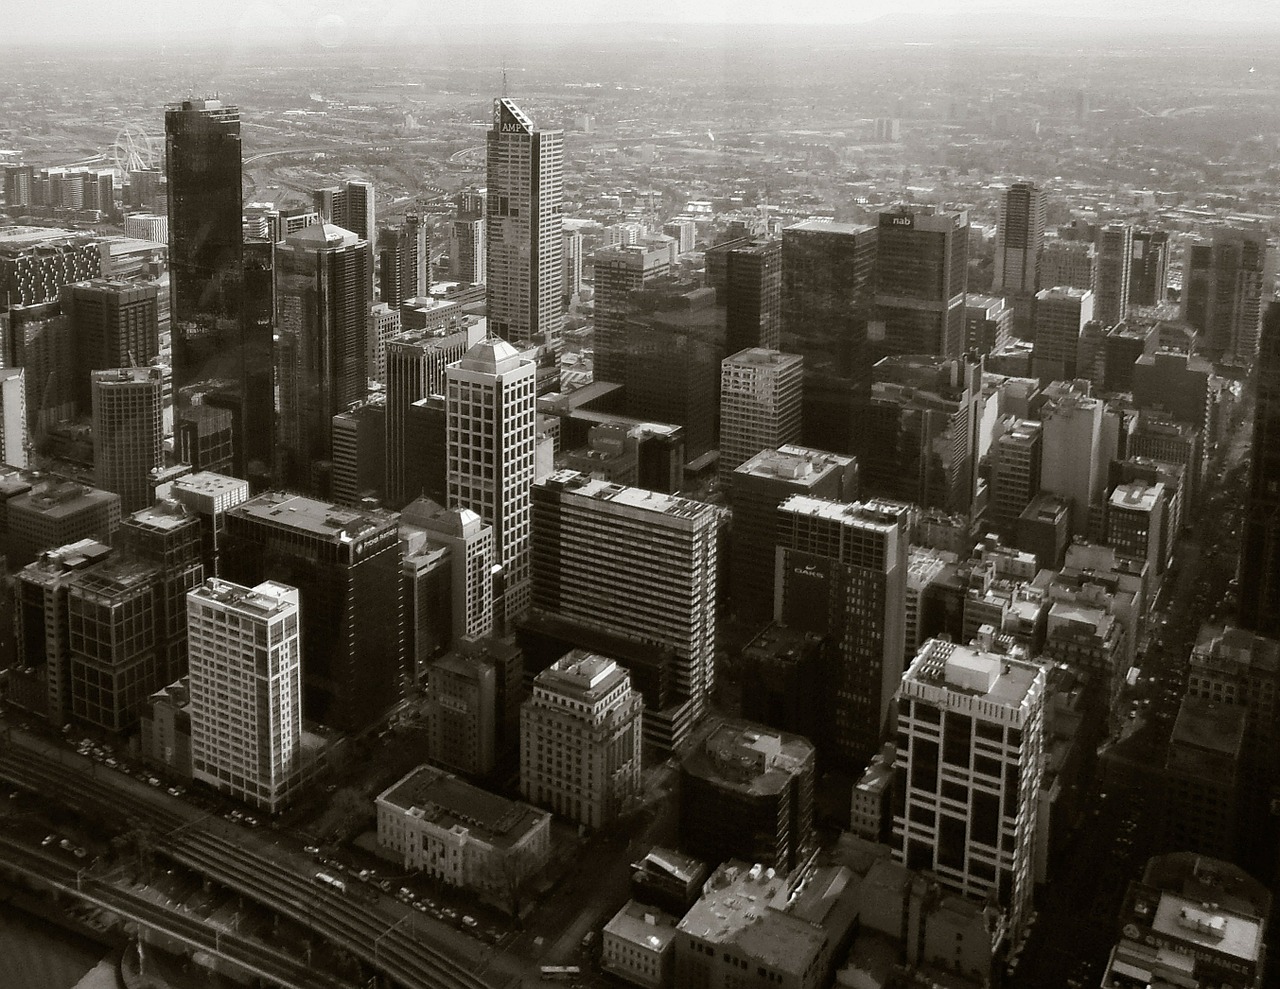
520,650 -> 643,829
188,578 -> 302,813
718,348 -> 803,484
0,368 -> 28,468
485,98 -> 564,347
446,337 -> 537,621
893,637 -> 1047,940
562,228 -> 583,300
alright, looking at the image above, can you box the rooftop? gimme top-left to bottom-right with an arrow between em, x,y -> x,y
379,765 -> 548,849
231,492 -> 396,543
683,719 -> 814,796
736,445 -> 853,484
904,639 -> 1045,713
170,471 -> 251,498
724,347 -> 803,369
785,218 -> 875,236
453,335 -> 528,375
1151,891 -> 1262,963
190,578 -> 298,619
777,494 -> 905,532
1110,481 -> 1163,513
540,470 -> 718,523
535,649 -> 631,700
1170,696 -> 1247,757
603,900 -> 680,953
127,499 -> 195,532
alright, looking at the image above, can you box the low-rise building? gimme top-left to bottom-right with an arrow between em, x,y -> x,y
139,677 -> 192,778
602,899 -> 680,989
376,765 -> 551,908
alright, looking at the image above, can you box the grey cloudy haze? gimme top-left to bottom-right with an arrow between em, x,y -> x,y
5,0 -> 1280,45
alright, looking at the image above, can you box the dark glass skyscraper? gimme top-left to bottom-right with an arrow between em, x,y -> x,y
873,207 -> 969,361
165,99 -> 243,392
724,239 -> 782,354
1240,302 -> 1280,636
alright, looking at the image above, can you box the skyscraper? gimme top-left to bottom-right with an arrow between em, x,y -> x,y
240,237 -> 275,478
0,368 -> 28,468
531,470 -> 720,752
274,223 -> 371,484
446,337 -> 537,621
780,219 -> 877,451
376,209 -> 427,309
222,492 -> 403,733
165,99 -> 243,393
449,218 -> 486,285
718,349 -> 803,485
60,279 -> 159,412
188,578 -> 302,813
1182,227 -> 1274,362
486,98 -> 564,347
873,207 -> 969,361
91,368 -> 165,515
893,638 -> 1047,940
993,182 -> 1046,338
391,329 -> 450,495
592,243 -> 672,385
774,495 -> 909,773
1091,223 -> 1132,327
313,180 -> 375,243
562,228 -> 583,301
724,239 -> 782,354
1032,287 -> 1095,381
1240,302 -> 1280,636
1129,229 -> 1169,307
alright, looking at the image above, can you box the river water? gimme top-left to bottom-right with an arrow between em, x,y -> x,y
0,904 -> 115,989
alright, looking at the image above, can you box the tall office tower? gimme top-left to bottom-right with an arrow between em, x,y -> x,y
1182,227 -> 1274,362
993,182 -> 1046,338
1091,223 -> 1132,327
65,554 -> 165,732
9,302 -> 75,430
1240,303 -> 1280,635
405,499 -> 495,646
858,354 -> 982,515
166,471 -> 249,578
1132,351 -> 1212,430
775,496 -> 909,773
893,638 -> 1047,940
313,180 -> 375,243
1106,480 -> 1167,576
1038,386 -> 1105,537
486,98 -> 564,348
872,207 -> 969,360
562,228 -> 583,301
165,100 -> 243,393
91,368 -> 164,515
680,719 -> 815,873
520,651 -> 643,829
592,243 -> 672,385
223,493 -> 403,732
965,294 -> 1013,356
781,220 -> 878,451
376,211 -> 427,309
1032,287 -> 1095,381
0,368 -> 28,468
1039,241 -> 1094,297
331,401 -> 385,507
424,651 -> 498,776
176,404 -> 234,473
662,220 -> 695,255
1189,625 -> 1280,878
117,499 -> 205,683
446,337 -> 536,620
1128,229 -> 1169,307
986,417 -> 1043,535
274,223 -> 371,484
12,539 -> 112,723
531,471 -> 720,752
188,578 -> 302,813
622,279 -> 724,461
366,304 -> 400,387
724,239 -> 782,354
729,445 -> 858,621
385,324 -> 483,508
449,218 -> 486,284
60,279 -> 159,412
240,237 -> 275,478
718,349 -> 803,484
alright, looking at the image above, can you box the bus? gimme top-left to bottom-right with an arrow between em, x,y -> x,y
539,966 -> 581,981
314,871 -> 346,894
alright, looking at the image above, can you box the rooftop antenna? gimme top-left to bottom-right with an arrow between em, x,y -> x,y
501,62 -> 508,98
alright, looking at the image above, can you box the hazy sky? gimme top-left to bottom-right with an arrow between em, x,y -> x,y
5,0 -> 1278,45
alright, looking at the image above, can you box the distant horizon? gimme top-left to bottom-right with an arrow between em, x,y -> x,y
7,2 -> 1280,50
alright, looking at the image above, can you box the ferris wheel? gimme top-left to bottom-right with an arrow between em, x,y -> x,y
112,126 -> 160,174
